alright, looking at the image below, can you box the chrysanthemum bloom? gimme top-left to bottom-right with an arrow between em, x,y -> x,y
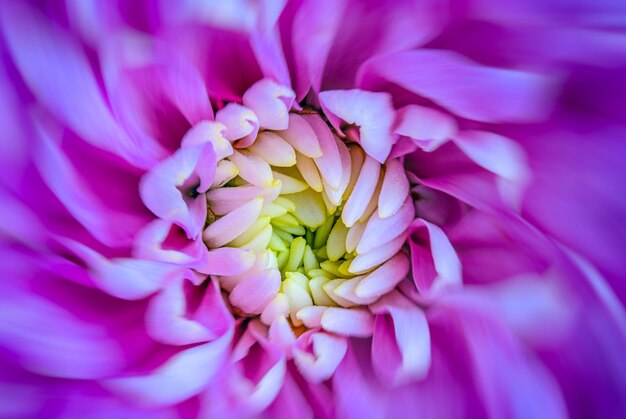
1,1 -> 626,418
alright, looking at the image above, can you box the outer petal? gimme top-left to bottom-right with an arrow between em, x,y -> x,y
358,49 -> 555,123
104,329 -> 233,408
370,292 -> 431,386
408,219 -> 462,299
145,276 -> 233,346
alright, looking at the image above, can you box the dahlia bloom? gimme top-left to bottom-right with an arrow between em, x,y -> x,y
1,1 -> 626,418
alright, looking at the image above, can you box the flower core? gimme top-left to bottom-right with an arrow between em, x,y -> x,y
201,88 -> 412,333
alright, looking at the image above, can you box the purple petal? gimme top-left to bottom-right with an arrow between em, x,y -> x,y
358,49 -> 555,123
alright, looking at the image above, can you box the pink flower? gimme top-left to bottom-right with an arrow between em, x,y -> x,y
1,1 -> 625,418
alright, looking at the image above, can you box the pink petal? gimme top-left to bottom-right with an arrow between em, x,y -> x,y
290,0 -> 346,99
139,143 -> 215,238
215,103 -> 259,146
146,275 -> 232,345
296,306 -> 328,329
61,238 -> 180,300
243,78 -> 295,130
229,268 -> 281,314
0,288 -> 125,379
355,252 -> 410,299
302,114 -> 343,189
395,105 -> 457,152
342,156 -> 381,227
349,233 -> 407,274
104,329 -> 232,407
34,123 -> 142,247
207,184 -> 280,215
196,247 -> 257,276
0,2 -> 160,168
358,49 -> 554,123
228,149 -> 274,187
293,332 -> 348,383
133,220 -> 208,267
181,120 -> 233,162
409,219 -> 462,298
276,113 -> 323,158
203,198 -> 264,248
320,307 -> 374,337
370,292 -> 431,385
452,130 -> 530,206
378,158 -> 410,218
358,196 -> 415,254
319,89 -> 396,163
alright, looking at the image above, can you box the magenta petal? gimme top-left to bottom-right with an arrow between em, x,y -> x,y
0,288 -> 124,379
133,220 -> 208,267
370,292 -> 431,386
104,329 -> 232,407
34,123 -> 143,247
358,49 -> 555,123
394,105 -> 457,152
139,143 -> 215,239
146,275 -> 232,345
409,219 -> 462,298
289,0 -> 346,99
0,2 -> 159,168
320,89 -> 396,163
60,238 -> 180,300
452,130 -> 530,207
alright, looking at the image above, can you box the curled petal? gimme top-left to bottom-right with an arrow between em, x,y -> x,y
243,78 -> 295,130
146,276 -> 233,345
215,103 -> 259,147
319,89 -> 396,163
370,292 -> 431,386
181,120 -> 233,162
409,219 -> 462,298
60,238 -> 180,300
294,331 -> 348,383
342,156 -> 381,227
203,198 -> 264,248
133,220 -> 208,267
139,143 -> 215,238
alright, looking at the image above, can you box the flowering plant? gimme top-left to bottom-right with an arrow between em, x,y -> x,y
1,1 -> 625,418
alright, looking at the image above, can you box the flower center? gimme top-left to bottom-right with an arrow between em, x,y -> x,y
203,110 -> 412,330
